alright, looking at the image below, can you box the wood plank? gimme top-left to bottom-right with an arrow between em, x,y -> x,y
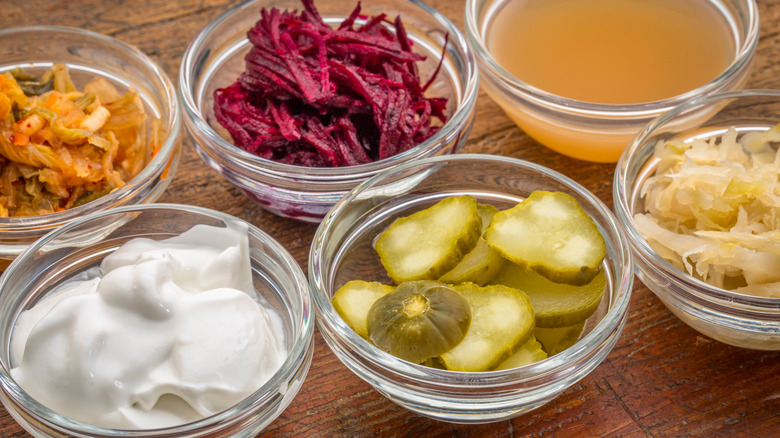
1,0 -> 779,436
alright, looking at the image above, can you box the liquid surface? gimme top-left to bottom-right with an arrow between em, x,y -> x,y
10,222 -> 286,429
489,0 -> 734,104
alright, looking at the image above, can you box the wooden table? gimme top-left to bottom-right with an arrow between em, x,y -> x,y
3,0 -> 779,436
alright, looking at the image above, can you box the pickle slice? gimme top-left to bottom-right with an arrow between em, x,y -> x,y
368,281 -> 471,364
375,196 -> 482,283
494,336 -> 547,370
440,283 -> 535,372
332,280 -> 394,339
492,262 -> 606,328
420,356 -> 446,369
477,203 -> 500,219
439,204 -> 506,286
485,191 -> 606,286
534,322 -> 585,356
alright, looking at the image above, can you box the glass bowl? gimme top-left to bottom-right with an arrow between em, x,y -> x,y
614,89 -> 780,351
309,154 -> 634,423
0,203 -> 314,437
179,0 -> 479,223
0,26 -> 182,266
465,0 -> 759,163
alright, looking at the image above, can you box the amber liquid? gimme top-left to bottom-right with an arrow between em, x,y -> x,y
489,0 -> 734,104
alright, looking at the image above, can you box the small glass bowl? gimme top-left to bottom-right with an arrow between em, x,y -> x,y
309,154 -> 634,423
179,0 -> 479,223
614,89 -> 780,351
465,0 -> 759,163
0,203 -> 314,437
0,26 -> 182,266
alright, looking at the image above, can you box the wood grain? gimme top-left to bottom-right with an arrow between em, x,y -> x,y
2,0 -> 779,436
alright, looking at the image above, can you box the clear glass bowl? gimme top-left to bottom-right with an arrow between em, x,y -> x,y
0,203 -> 314,437
179,0 -> 479,223
0,26 -> 182,266
465,0 -> 759,163
309,154 -> 634,423
614,89 -> 780,351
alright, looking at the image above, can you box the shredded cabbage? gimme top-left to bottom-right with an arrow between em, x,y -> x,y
0,65 -> 162,217
636,126 -> 780,297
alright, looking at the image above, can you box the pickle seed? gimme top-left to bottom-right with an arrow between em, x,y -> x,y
403,295 -> 429,319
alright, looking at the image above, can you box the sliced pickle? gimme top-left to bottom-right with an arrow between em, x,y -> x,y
439,204 -> 506,286
477,203 -> 500,220
439,240 -> 505,286
494,336 -> 547,370
534,322 -> 586,356
332,280 -> 394,339
492,262 -> 606,328
375,196 -> 481,283
420,356 -> 446,369
367,281 -> 471,364
440,283 -> 535,372
485,191 -> 606,286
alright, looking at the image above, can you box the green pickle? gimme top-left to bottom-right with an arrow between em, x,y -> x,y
485,191 -> 606,286
367,281 -> 472,364
334,192 -> 608,372
332,280 -> 394,338
375,196 -> 481,283
534,322 -> 586,356
492,262 -> 606,328
494,336 -> 547,370
440,283 -> 535,372
439,204 -> 506,286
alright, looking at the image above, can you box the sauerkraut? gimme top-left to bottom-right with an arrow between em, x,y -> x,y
0,65 -> 162,217
635,126 -> 780,298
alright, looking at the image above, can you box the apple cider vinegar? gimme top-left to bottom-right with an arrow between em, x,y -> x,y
488,0 -> 734,104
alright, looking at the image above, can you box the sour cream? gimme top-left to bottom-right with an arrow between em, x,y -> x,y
10,222 -> 286,429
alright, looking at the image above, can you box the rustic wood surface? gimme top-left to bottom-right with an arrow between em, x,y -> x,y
2,0 -> 779,436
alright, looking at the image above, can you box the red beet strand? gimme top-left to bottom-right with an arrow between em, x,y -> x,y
214,0 -> 448,167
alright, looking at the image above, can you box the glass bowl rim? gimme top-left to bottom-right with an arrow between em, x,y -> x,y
0,202 -> 314,435
309,153 -> 635,384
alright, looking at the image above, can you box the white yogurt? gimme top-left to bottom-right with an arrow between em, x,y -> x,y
10,222 -> 286,429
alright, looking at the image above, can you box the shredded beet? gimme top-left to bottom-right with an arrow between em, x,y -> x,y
213,0 -> 448,167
